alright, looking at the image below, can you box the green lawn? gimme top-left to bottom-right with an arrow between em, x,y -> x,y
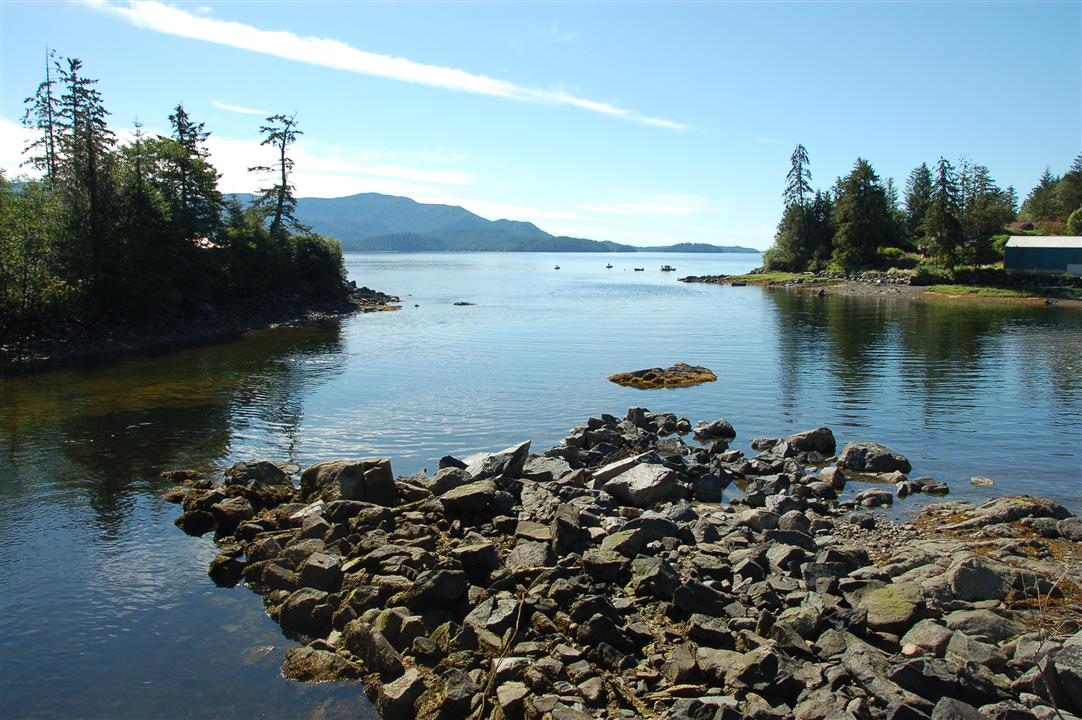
926,284 -> 1082,300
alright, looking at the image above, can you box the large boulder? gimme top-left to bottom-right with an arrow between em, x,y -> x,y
463,441 -> 531,480
602,464 -> 678,508
785,426 -> 836,455
944,554 -> 1016,602
342,620 -> 404,679
223,460 -> 290,491
438,479 -> 496,513
837,442 -> 912,474
299,459 -> 397,506
281,645 -> 361,682
693,419 -> 736,441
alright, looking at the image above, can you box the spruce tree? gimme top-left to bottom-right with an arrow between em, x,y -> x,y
904,163 -> 933,243
1021,167 -> 1062,221
21,47 -> 60,183
250,113 -> 308,238
831,158 -> 893,271
922,158 -> 963,269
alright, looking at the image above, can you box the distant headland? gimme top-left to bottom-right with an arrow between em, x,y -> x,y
227,192 -> 760,254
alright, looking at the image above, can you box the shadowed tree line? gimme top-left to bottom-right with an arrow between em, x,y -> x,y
765,144 -> 1082,273
0,51 -> 348,343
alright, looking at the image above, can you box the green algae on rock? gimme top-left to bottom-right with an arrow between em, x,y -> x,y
608,362 -> 717,389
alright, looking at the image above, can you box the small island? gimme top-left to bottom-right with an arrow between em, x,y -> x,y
608,363 -> 717,389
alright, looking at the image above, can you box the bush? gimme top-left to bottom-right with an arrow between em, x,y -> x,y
1036,219 -> 1067,236
1068,207 -> 1082,235
293,234 -> 346,299
991,234 -> 1010,260
875,246 -> 919,270
910,261 -> 952,286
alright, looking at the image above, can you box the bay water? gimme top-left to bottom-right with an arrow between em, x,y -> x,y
2,251 -> 1080,718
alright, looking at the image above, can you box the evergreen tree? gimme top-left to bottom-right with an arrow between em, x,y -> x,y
960,164 -> 1014,266
163,104 -> 221,241
1020,167 -> 1062,221
784,144 -> 812,208
1058,154 -> 1082,221
831,158 -> 894,271
250,113 -> 308,238
904,163 -> 933,243
922,158 -> 963,269
21,47 -> 60,183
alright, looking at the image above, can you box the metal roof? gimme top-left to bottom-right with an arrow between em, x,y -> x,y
1004,236 -> 1082,249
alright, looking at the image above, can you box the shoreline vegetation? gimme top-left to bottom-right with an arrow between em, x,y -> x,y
164,408 -> 1082,719
758,144 -> 1082,287
1,53 -> 368,372
680,270 -> 1082,308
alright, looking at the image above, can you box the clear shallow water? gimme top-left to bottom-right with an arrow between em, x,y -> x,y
2,251 -> 1081,718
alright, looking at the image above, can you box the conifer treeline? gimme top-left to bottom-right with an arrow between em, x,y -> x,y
765,145 -> 1082,273
0,52 -> 347,341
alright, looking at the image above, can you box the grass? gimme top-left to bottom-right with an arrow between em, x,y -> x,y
926,284 -> 1082,300
725,272 -> 842,285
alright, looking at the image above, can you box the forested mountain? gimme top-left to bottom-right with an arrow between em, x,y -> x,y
228,192 -> 758,253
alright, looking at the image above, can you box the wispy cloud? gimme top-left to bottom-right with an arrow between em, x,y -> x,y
579,193 -> 708,217
87,0 -> 685,130
549,22 -> 579,43
756,137 -> 790,146
210,98 -> 269,116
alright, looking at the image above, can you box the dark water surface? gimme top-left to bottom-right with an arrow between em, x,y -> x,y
2,251 -> 1081,718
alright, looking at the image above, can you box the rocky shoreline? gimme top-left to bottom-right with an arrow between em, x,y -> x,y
679,272 -> 1082,308
0,285 -> 400,375
165,409 -> 1082,720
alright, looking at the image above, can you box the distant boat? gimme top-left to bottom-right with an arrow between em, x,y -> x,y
660,265 -> 676,272
605,263 -> 613,269
554,265 -> 560,270
634,267 -> 645,271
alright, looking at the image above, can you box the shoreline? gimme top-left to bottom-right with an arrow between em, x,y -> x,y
681,273 -> 1082,309
0,286 -> 401,376
165,408 -> 1081,719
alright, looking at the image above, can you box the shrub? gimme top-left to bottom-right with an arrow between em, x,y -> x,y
1036,219 -> 1067,236
991,234 -> 1010,260
910,261 -> 952,286
1068,207 -> 1082,236
293,234 -> 346,299
875,246 -> 919,270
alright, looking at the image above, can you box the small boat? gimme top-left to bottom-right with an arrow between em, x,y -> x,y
554,265 -> 560,270
605,263 -> 613,269
660,265 -> 676,272
633,267 -> 644,271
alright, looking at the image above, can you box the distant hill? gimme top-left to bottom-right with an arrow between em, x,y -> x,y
227,192 -> 758,253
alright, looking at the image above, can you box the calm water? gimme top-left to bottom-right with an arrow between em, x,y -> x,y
2,251 -> 1081,718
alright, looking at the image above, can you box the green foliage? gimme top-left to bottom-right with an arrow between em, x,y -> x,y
1,54 -> 347,341
910,261 -> 952,286
1020,167 -> 1062,221
991,234 -> 1010,260
875,246 -> 918,270
1059,155 -> 1082,221
1067,207 -> 1082,236
904,163 -> 933,243
921,158 -> 964,270
831,158 -> 895,271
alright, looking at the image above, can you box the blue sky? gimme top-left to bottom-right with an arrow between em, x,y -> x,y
1,1 -> 1079,249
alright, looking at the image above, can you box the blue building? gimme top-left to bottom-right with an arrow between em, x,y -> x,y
1004,237 -> 1082,276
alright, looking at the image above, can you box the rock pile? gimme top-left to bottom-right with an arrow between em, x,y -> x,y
165,408 -> 1082,720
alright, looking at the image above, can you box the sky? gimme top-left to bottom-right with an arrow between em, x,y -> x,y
1,1 -> 1079,249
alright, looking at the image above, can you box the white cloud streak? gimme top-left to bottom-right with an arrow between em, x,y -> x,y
87,0 -> 685,130
210,98 -> 270,115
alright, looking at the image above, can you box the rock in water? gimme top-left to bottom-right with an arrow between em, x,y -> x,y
299,458 -> 397,506
608,363 -> 717,389
837,442 -> 912,473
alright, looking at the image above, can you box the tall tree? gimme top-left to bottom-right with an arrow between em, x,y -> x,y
960,163 -> 1013,265
922,158 -> 963,269
21,47 -> 60,183
250,113 -> 308,238
1058,154 -> 1082,221
831,158 -> 894,271
904,163 -> 933,242
1020,167 -> 1062,221
161,104 -> 222,241
55,57 -> 118,300
784,144 -> 812,208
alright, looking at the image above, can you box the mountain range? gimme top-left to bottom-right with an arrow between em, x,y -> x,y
228,192 -> 757,253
